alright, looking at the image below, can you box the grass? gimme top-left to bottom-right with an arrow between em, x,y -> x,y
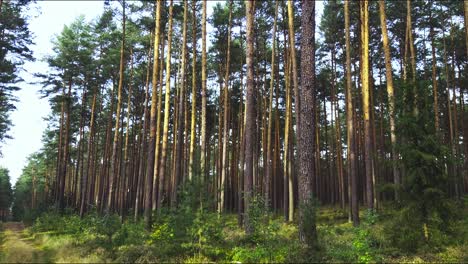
1,203 -> 467,263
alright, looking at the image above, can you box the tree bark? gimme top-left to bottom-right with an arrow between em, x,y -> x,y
298,0 -> 317,246
200,0 -> 208,192
107,1 -> 126,212
360,0 -> 374,210
344,0 -> 359,219
144,0 -> 162,229
219,0 -> 233,214
378,0 -> 399,201
244,0 -> 255,235
158,0 -> 174,214
265,0 -> 278,210
173,0 -> 188,207
188,0 -> 197,182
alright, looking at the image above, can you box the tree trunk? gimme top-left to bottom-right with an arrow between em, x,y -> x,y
360,0 -> 374,210
283,38 -> 291,221
265,0 -> 278,210
174,0 -> 188,207
407,0 -> 418,116
219,0 -> 233,214
378,0 -> 399,201
298,0 -> 317,246
188,0 -> 197,182
244,0 -> 255,235
200,0 -> 208,192
152,31 -> 165,210
80,88 -> 97,217
134,31 -> 153,221
288,0 -> 300,140
59,80 -> 72,212
344,0 -> 358,223
144,0 -> 162,229
107,1 -> 126,212
121,49 -> 134,218
158,0 -> 174,214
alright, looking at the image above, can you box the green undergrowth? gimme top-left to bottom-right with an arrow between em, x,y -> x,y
4,199 -> 467,263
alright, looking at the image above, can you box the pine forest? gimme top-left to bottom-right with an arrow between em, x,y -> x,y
0,0 -> 468,262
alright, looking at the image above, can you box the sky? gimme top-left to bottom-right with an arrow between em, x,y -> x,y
0,1 -> 323,185
0,1 -> 105,185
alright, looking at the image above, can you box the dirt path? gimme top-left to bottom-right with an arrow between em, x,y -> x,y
0,222 -> 52,263
2,222 -> 25,232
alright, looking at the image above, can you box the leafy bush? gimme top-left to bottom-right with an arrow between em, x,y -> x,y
89,213 -> 122,246
113,221 -> 147,246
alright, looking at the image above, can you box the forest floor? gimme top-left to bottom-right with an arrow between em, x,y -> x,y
0,222 -> 51,263
0,221 -> 101,263
1,203 -> 468,263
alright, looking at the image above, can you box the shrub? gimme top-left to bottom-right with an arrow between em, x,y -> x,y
113,221 -> 147,246
351,210 -> 380,263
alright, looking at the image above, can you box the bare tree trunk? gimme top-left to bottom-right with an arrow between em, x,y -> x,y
121,49 -> 134,219
244,0 -> 255,235
152,32 -> 165,210
80,89 -> 97,217
360,0 -> 374,210
298,0 -> 317,246
407,0 -> 418,116
265,0 -> 278,210
59,80 -> 72,212
134,31 -> 153,221
158,0 -> 174,214
174,0 -> 188,207
378,0 -> 399,201
188,0 -> 198,182
220,0 -> 233,214
287,0 -> 300,140
107,1 -> 126,212
144,0 -> 162,229
200,0 -> 208,193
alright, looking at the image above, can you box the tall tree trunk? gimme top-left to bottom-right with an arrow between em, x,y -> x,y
107,1 -> 126,212
288,0 -> 300,140
237,32 -> 245,226
188,0 -> 197,182
265,1 -> 278,210
80,88 -> 97,217
379,0 -> 399,201
99,82 -> 116,213
134,31 -> 153,221
407,0 -> 418,116
144,0 -> 162,229
443,31 -> 454,196
59,80 -> 72,212
345,0 -> 358,225
244,0 -> 255,235
298,0 -> 317,246
220,0 -> 233,214
121,49 -> 134,218
158,0 -> 174,214
174,0 -> 188,207
360,0 -> 374,210
331,49 -> 344,209
74,87 -> 87,208
429,4 -> 439,133
283,39 -> 292,221
55,87 -> 65,205
152,32 -> 165,210
200,0 -> 208,191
